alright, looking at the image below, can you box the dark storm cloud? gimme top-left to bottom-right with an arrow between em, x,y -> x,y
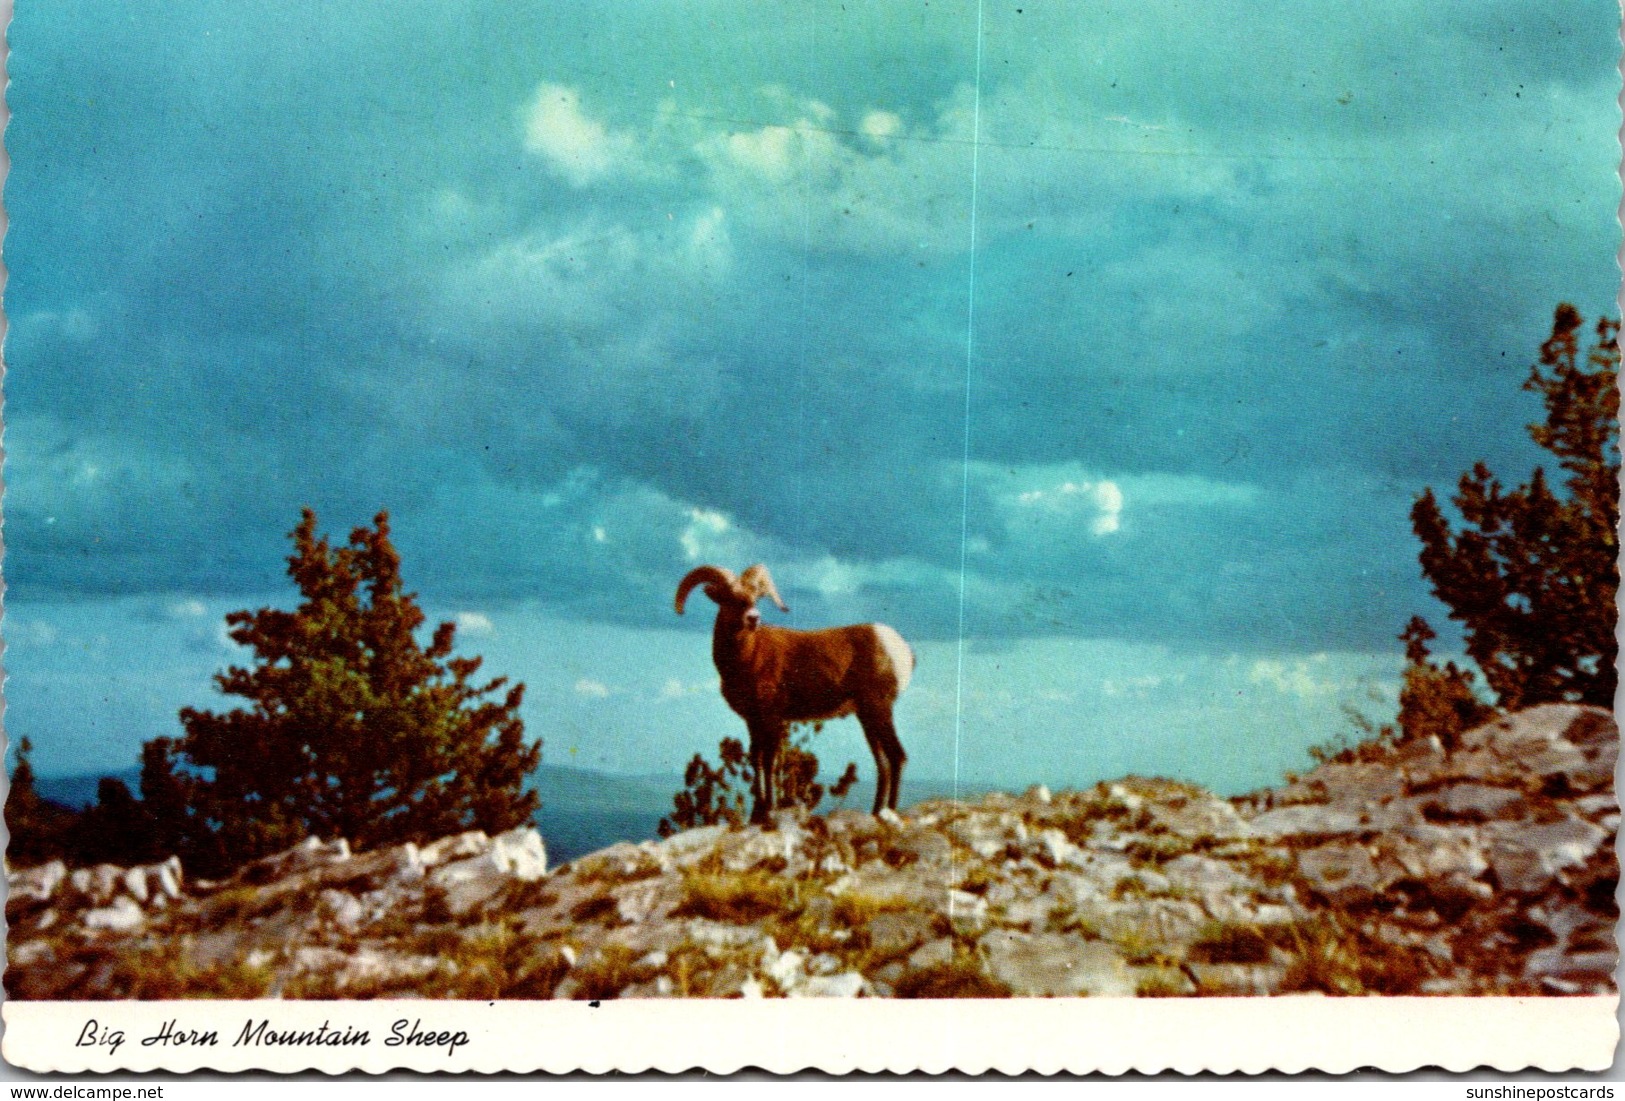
5,0 -> 1618,658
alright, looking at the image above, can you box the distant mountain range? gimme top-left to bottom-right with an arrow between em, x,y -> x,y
33,765 -> 988,865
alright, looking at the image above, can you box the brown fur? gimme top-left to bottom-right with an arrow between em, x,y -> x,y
676,564 -> 913,824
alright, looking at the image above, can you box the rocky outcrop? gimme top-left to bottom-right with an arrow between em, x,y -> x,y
6,705 -> 1617,999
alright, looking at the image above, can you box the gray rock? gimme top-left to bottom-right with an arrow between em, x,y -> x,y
318,888 -> 367,932
1312,760 -> 1406,806
1246,804 -> 1363,838
83,895 -> 145,932
1000,888 -> 1067,931
1525,945 -> 1618,989
335,947 -> 443,992
720,824 -> 806,873
980,931 -> 1134,996
790,971 -> 868,998
684,919 -> 769,956
1297,842 -> 1382,904
8,703 -> 1612,1004
838,862 -> 957,910
615,880 -> 680,926
69,864 -> 124,906
806,951 -> 844,976
865,910 -> 937,959
1148,795 -> 1257,841
907,937 -> 955,971
1160,853 -> 1254,895
947,811 -> 1027,858
122,865 -> 153,904
651,824 -> 732,869
885,825 -> 956,866
1574,793 -> 1619,821
1030,828 -> 1085,869
1486,817 -> 1610,893
1477,704 -> 1605,755
428,854 -> 509,918
491,827 -> 549,880
767,949 -> 806,989
946,889 -> 989,935
10,860 -> 66,903
118,856 -> 185,907
1379,828 -> 1488,886
1421,784 -> 1526,822
419,830 -> 490,867
237,837 -> 352,885
11,940 -> 55,969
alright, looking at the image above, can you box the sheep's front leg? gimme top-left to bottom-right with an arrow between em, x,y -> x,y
746,734 -> 769,825
746,721 -> 785,825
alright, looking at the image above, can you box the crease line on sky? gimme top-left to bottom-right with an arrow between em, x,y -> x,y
789,8 -> 817,603
952,0 -> 986,805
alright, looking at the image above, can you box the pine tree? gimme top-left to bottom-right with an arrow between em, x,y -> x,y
5,736 -> 83,867
70,777 -> 163,867
1411,305 -> 1619,709
1393,617 -> 1495,751
151,509 -> 540,875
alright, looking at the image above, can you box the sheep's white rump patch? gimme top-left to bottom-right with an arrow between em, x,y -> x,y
873,624 -> 914,695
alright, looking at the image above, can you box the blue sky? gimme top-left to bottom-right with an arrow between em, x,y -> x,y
5,1 -> 1619,793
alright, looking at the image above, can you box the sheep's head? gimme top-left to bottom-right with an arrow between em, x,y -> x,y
675,564 -> 788,631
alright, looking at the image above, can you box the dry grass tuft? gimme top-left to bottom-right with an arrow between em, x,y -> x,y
672,870 -> 800,924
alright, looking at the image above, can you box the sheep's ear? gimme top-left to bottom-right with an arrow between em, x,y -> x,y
741,564 -> 789,612
676,565 -> 738,614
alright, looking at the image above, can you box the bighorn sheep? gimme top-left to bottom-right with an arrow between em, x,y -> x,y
676,564 -> 914,825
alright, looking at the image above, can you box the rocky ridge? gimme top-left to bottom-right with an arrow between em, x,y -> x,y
7,704 -> 1617,999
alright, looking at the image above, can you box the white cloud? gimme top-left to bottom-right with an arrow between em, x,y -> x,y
691,89 -> 974,254
448,211 -> 731,333
1009,474 -> 1124,536
574,677 -> 612,698
523,83 -> 634,186
435,208 -> 732,418
1101,673 -> 1164,698
657,677 -> 710,701
166,599 -> 208,619
794,555 -> 863,598
679,507 -> 734,562
723,124 -> 802,182
1248,654 -> 1342,699
983,462 -> 1261,545
24,307 -> 98,343
454,612 -> 494,636
8,618 -> 61,647
860,110 -> 904,144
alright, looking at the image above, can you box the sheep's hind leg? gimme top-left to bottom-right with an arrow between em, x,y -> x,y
859,707 -> 905,815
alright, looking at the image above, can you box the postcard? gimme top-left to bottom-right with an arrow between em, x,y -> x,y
3,0 -> 1619,1075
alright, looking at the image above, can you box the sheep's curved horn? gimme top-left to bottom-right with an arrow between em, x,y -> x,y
675,565 -> 738,614
740,564 -> 789,613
